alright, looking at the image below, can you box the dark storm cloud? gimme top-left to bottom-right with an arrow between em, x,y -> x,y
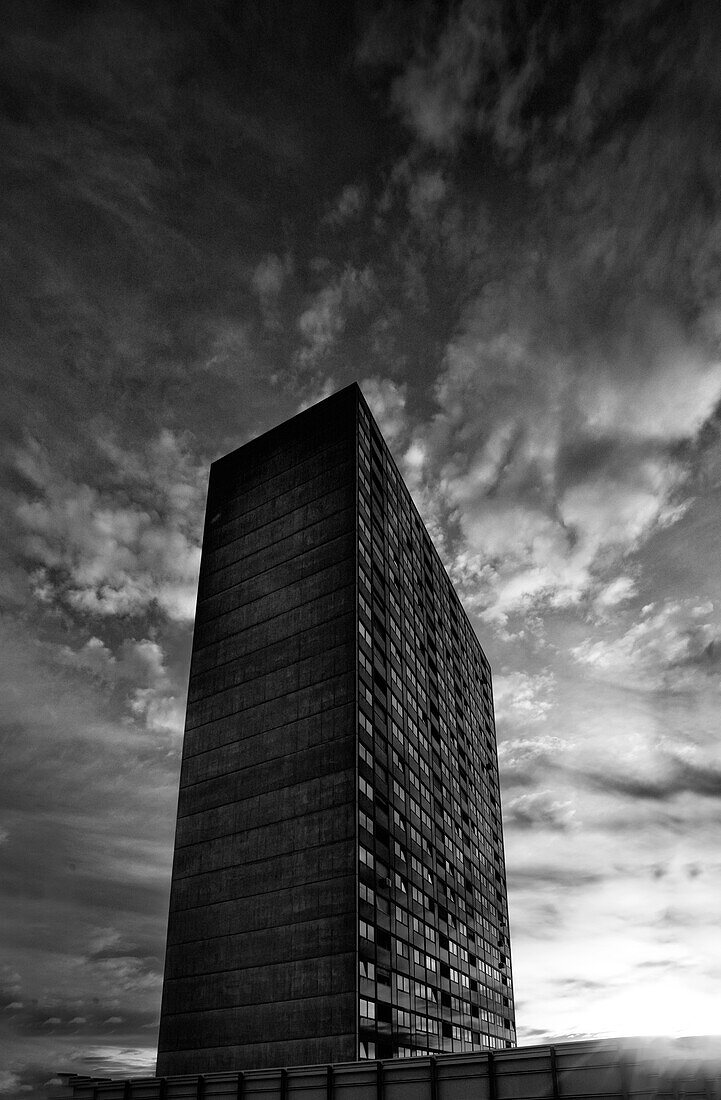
578,756 -> 721,802
507,866 -> 605,890
0,1 -> 387,462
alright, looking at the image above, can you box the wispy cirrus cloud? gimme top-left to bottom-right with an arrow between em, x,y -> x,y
297,265 -> 376,368
572,599 -> 720,692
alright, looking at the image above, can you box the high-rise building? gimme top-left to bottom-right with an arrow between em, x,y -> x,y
157,384 -> 515,1075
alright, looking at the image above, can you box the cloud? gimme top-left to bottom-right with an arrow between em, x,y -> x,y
369,2 -> 721,630
405,282 -> 719,624
359,376 -> 408,448
407,169 -> 448,220
324,184 -> 366,224
508,865 -> 604,890
497,735 -> 570,790
579,752 -> 721,803
592,576 -> 637,616
578,328 -> 721,443
297,266 -> 376,367
390,1 -> 494,151
251,253 -> 293,330
493,670 -> 555,726
31,632 -> 184,743
15,431 -> 204,623
83,933 -> 163,1000
572,599 -> 720,692
0,1072 -> 22,1095
252,253 -> 290,301
506,790 -> 575,831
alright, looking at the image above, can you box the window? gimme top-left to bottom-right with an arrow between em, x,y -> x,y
359,776 -> 373,801
360,882 -> 375,905
360,845 -> 374,869
360,919 -> 375,942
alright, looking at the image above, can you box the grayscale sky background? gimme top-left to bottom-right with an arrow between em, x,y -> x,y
2,2 -> 721,1095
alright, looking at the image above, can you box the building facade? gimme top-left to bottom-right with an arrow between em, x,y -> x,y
156,384 -> 515,1075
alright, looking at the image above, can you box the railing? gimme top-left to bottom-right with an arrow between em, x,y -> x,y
58,1038 -> 721,1100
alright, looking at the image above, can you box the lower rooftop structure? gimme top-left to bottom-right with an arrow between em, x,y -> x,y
60,1037 -> 721,1100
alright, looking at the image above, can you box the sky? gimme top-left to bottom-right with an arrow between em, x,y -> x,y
1,1 -> 721,1095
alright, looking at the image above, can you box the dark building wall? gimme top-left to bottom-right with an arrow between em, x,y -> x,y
157,389 -> 360,1074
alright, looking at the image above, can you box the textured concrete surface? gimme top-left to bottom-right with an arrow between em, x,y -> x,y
157,388 -> 359,1073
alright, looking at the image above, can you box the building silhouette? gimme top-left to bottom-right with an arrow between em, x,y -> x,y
156,384 -> 515,1075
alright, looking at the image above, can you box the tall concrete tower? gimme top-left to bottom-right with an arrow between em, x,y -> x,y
157,384 -> 514,1074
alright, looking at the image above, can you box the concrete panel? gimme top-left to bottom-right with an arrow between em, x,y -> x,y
164,873 -> 355,945
180,700 -> 354,787
168,838 -> 355,916
203,454 -> 353,552
183,647 -> 354,731
196,531 -> 355,624
199,508 -> 355,600
177,737 -> 354,820
158,386 -> 359,1074
160,987 -> 357,1051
